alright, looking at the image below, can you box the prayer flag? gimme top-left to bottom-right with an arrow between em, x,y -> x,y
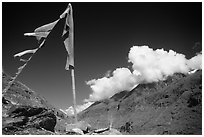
14,48 -> 38,58
63,3 -> 74,70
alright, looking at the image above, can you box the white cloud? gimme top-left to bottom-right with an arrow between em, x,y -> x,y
86,68 -> 139,101
128,46 -> 190,83
86,45 -> 202,102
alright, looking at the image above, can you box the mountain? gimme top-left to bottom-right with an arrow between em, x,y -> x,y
2,72 -> 68,135
62,102 -> 94,116
77,70 -> 202,135
2,71 -> 116,135
2,70 -> 202,135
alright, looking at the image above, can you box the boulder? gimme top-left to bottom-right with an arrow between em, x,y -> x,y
90,128 -> 122,135
66,120 -> 92,133
2,72 -> 60,135
72,128 -> 84,135
2,105 -> 57,134
102,128 -> 122,135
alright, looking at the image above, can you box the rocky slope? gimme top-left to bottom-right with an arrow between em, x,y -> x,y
2,72 -> 121,135
2,72 -> 68,135
2,70 -> 202,135
77,70 -> 202,135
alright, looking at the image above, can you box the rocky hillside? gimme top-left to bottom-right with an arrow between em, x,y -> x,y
77,70 -> 202,135
2,72 -> 68,135
2,70 -> 202,135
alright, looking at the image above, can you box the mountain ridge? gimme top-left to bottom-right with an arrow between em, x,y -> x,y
77,70 -> 202,134
2,70 -> 202,135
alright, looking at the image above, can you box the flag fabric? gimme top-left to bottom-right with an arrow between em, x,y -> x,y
24,19 -> 59,42
63,3 -> 74,70
5,3 -> 75,95
14,39 -> 45,60
23,3 -> 74,70
17,64 -> 26,71
20,59 -> 29,62
23,6 -> 67,44
14,48 -> 38,58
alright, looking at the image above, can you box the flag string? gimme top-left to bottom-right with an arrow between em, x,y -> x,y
3,40 -> 45,94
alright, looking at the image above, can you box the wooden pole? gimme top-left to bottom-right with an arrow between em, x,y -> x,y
71,69 -> 78,123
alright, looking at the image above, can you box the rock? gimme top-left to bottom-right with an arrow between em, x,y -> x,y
36,110 -> 57,132
2,72 -> 61,135
66,121 -> 91,133
2,97 -> 10,104
90,128 -> 122,135
94,127 -> 109,133
8,105 -> 44,117
2,105 -> 57,134
103,128 -> 122,135
72,128 -> 84,135
14,128 -> 55,135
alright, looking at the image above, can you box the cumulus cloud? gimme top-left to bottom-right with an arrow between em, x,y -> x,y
86,68 -> 139,101
129,46 -> 187,82
86,45 -> 202,102
128,46 -> 202,83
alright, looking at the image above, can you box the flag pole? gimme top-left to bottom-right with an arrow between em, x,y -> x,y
71,69 -> 78,123
67,3 -> 77,124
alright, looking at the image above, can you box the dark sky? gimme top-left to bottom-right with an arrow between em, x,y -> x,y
2,2 -> 202,110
